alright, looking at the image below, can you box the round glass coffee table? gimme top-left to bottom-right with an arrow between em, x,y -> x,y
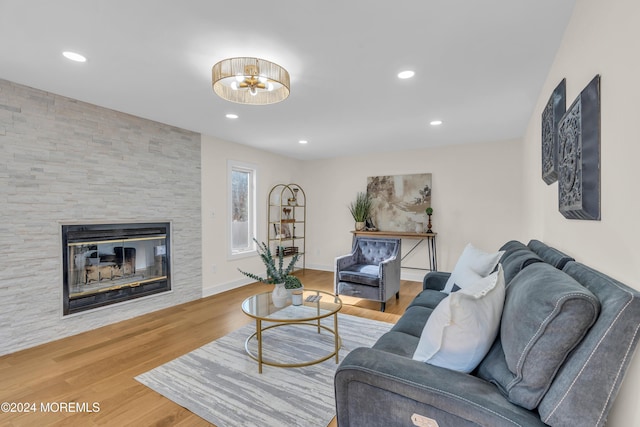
241,289 -> 342,373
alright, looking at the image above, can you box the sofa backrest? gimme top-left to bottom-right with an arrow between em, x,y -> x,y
537,261 -> 640,426
353,237 -> 400,265
527,239 -> 574,269
498,240 -> 544,285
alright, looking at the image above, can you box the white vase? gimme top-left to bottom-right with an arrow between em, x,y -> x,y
272,282 -> 288,308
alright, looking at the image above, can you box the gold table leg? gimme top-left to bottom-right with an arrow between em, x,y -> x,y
334,312 -> 339,363
256,318 -> 262,374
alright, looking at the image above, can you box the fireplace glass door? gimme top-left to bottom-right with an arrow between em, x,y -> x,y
62,223 -> 171,314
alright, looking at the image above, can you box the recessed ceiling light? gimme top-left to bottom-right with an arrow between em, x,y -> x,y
397,70 -> 415,79
430,120 -> 443,126
298,140 -> 308,144
225,113 -> 239,119
62,51 -> 87,62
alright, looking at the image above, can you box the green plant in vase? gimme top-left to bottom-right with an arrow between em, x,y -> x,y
349,192 -> 373,231
238,239 -> 300,307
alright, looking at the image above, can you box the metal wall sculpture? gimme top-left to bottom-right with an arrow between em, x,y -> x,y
557,75 -> 601,220
541,79 -> 566,184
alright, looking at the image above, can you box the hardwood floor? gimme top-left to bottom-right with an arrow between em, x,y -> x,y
0,270 -> 422,427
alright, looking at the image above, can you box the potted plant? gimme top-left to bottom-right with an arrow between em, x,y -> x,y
238,239 -> 300,307
349,192 -> 373,231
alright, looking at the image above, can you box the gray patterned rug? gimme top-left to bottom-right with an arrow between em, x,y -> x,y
135,310 -> 392,427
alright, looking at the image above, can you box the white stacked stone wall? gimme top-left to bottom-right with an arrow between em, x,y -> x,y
0,79 -> 202,356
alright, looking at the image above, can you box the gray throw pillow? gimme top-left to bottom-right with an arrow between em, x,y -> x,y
477,263 -> 600,409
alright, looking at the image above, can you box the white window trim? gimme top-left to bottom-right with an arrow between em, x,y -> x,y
227,160 -> 258,260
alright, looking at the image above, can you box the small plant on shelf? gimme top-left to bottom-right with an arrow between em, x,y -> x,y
238,239 -> 300,285
349,192 -> 373,231
425,207 -> 434,233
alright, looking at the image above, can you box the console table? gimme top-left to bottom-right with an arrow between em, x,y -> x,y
351,230 -> 437,272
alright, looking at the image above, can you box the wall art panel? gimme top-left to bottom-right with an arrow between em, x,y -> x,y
542,79 -> 566,184
557,75 -> 601,220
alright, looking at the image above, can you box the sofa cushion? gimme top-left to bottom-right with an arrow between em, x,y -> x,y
391,305 -> 432,337
408,289 -> 448,310
443,243 -> 504,293
412,265 -> 505,373
373,331 -> 420,358
338,264 -> 379,286
477,263 -> 600,410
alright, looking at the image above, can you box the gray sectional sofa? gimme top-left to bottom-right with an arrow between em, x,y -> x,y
335,240 -> 640,426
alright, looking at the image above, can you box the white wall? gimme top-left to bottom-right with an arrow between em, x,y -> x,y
201,134 -> 304,296
299,140 -> 525,278
522,0 -> 640,424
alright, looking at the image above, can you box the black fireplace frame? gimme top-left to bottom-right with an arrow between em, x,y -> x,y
62,222 -> 171,315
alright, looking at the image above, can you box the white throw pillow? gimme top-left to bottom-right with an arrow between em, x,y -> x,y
412,264 -> 506,373
443,243 -> 504,294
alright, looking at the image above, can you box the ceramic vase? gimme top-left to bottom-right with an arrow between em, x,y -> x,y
272,282 -> 288,307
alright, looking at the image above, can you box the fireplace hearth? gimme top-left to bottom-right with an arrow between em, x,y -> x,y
62,222 -> 171,315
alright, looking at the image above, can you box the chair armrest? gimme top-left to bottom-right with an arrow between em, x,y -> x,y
423,271 -> 450,291
335,347 -> 544,427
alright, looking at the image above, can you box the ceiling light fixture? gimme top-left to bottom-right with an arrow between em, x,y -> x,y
398,70 -> 415,79
212,57 -> 290,105
225,113 -> 239,119
62,51 -> 86,62
430,120 -> 443,126
299,140 -> 308,144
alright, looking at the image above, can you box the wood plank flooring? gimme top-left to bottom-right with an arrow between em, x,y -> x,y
0,270 -> 422,427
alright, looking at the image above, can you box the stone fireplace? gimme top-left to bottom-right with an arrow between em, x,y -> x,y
62,222 -> 171,315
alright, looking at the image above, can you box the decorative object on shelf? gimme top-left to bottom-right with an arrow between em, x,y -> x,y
212,57 -> 290,105
349,192 -> 373,231
557,75 -> 601,220
282,207 -> 292,219
367,173 -> 431,232
541,79 -> 567,185
274,223 -> 292,239
276,246 -> 299,256
426,207 -> 433,233
238,239 -> 300,307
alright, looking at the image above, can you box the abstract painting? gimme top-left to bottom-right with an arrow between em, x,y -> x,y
542,79 -> 566,184
557,75 -> 601,220
366,173 -> 432,232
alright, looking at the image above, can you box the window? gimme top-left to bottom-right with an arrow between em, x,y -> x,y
228,160 -> 257,258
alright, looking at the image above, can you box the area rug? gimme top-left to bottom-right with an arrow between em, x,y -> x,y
135,310 -> 392,427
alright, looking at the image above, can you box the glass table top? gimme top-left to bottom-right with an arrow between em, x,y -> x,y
241,289 -> 342,322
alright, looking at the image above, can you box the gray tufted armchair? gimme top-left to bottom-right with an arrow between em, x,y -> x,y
335,237 -> 401,311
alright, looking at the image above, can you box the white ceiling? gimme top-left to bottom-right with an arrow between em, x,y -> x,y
0,0 -> 576,160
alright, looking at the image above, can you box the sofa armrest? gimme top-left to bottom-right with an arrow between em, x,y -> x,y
423,271 -> 450,291
335,348 -> 545,427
